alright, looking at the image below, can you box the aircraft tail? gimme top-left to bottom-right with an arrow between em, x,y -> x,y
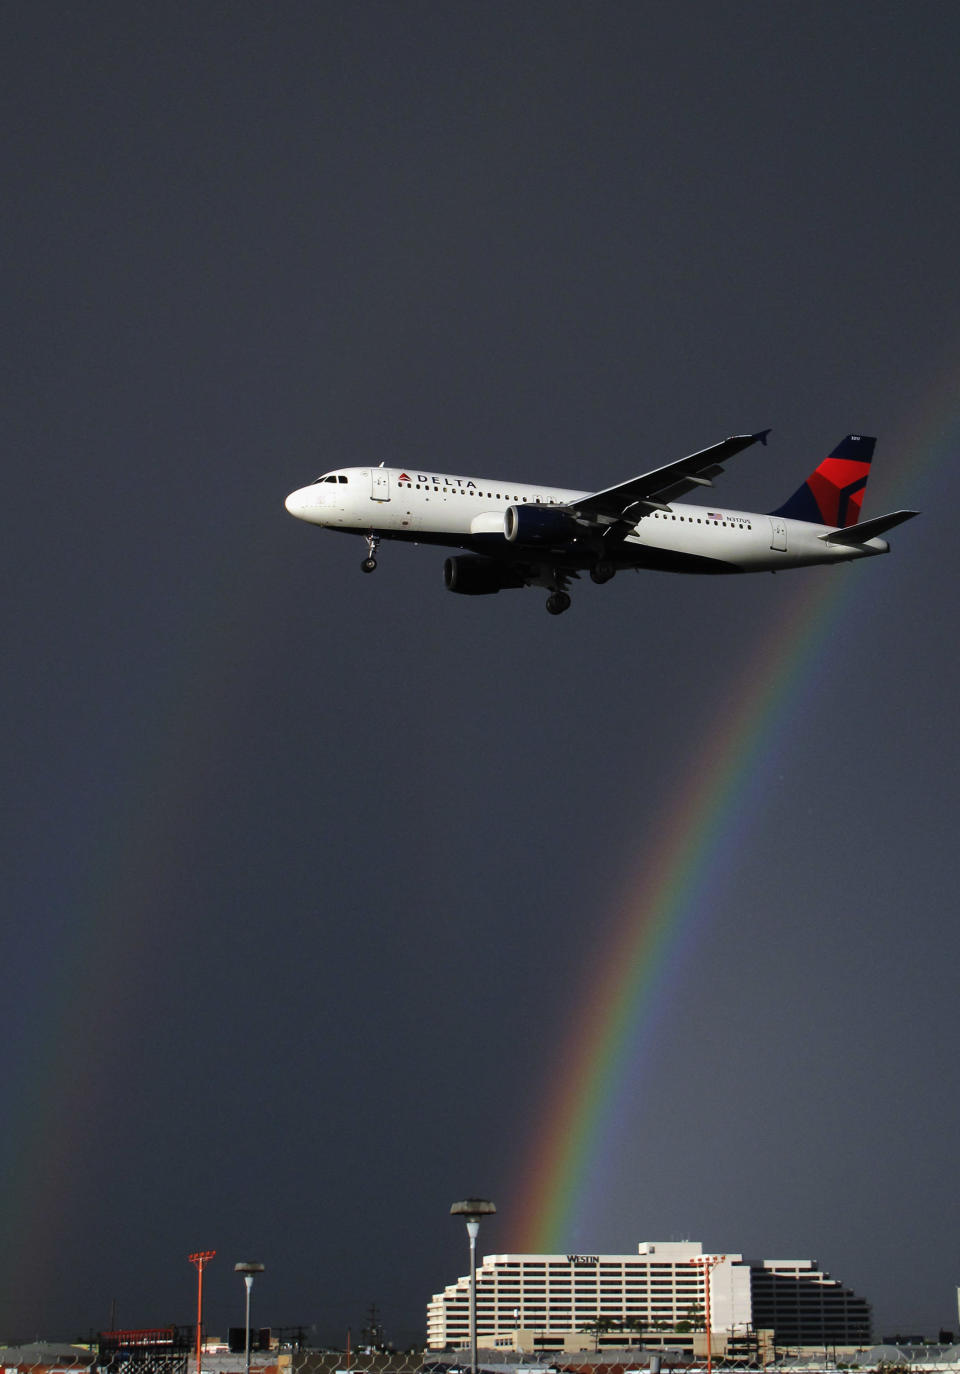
772,433 -> 876,527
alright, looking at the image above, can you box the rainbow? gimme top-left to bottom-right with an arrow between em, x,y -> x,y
507,578 -> 836,1252
508,391 -> 952,1254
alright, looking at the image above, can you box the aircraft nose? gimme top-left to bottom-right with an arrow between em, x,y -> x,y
285,486 -> 312,518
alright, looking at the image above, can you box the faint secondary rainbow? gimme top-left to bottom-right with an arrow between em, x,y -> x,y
509,384 -> 956,1255
0,528 -> 293,1323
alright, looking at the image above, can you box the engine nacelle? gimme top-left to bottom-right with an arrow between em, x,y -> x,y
504,504 -> 576,546
443,555 -> 525,596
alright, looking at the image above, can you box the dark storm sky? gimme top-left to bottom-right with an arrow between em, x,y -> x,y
4,0 -> 960,1350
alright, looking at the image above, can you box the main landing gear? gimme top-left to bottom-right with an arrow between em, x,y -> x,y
590,559 -> 616,584
544,556 -> 612,612
538,565 -> 576,615
361,532 -> 380,573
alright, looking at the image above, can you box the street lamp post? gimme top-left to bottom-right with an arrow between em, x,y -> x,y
234,1262 -> 265,1374
450,1199 -> 496,1374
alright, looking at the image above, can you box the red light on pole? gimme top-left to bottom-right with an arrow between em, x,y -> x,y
688,1254 -> 725,1374
189,1251 -> 216,1374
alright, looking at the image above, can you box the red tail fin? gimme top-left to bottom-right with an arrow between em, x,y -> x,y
772,434 -> 876,527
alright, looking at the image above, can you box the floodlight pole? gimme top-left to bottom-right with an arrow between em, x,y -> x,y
688,1254 -> 725,1374
189,1251 -> 216,1374
451,1199 -> 496,1374
235,1262 -> 265,1374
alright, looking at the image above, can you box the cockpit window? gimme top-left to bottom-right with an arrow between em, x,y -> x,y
338,475 -> 348,483
312,472 -> 350,484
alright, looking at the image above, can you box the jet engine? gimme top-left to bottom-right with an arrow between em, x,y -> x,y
504,504 -> 576,545
443,555 -> 526,596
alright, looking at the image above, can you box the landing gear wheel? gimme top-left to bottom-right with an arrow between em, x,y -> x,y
546,592 -> 571,615
590,560 -> 615,585
361,530 -> 381,574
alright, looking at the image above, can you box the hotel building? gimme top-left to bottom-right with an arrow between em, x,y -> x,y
426,1241 -> 871,1351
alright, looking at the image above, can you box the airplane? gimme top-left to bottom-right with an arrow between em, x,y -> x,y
284,431 -> 917,614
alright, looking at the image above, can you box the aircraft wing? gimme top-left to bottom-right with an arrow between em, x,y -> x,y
565,430 -> 771,526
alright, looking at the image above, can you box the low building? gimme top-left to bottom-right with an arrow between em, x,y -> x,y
750,1259 -> 871,1346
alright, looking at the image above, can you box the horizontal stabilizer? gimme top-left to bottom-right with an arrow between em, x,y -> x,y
820,509 -> 919,544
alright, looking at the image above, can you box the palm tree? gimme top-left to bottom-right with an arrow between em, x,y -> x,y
621,1314 -> 644,1346
580,1315 -> 622,1353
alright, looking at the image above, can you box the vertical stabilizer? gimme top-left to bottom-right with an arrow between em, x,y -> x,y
772,434 -> 876,527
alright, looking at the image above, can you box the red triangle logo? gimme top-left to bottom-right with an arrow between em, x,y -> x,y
399,472 -> 411,482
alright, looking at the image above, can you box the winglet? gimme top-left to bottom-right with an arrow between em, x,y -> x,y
755,428 -> 771,446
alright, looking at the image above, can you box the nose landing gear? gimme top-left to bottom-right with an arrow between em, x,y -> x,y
361,532 -> 380,573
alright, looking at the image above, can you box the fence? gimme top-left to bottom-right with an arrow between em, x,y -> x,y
6,1345 -> 960,1374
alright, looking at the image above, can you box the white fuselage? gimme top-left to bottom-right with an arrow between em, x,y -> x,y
284,465 -> 890,572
